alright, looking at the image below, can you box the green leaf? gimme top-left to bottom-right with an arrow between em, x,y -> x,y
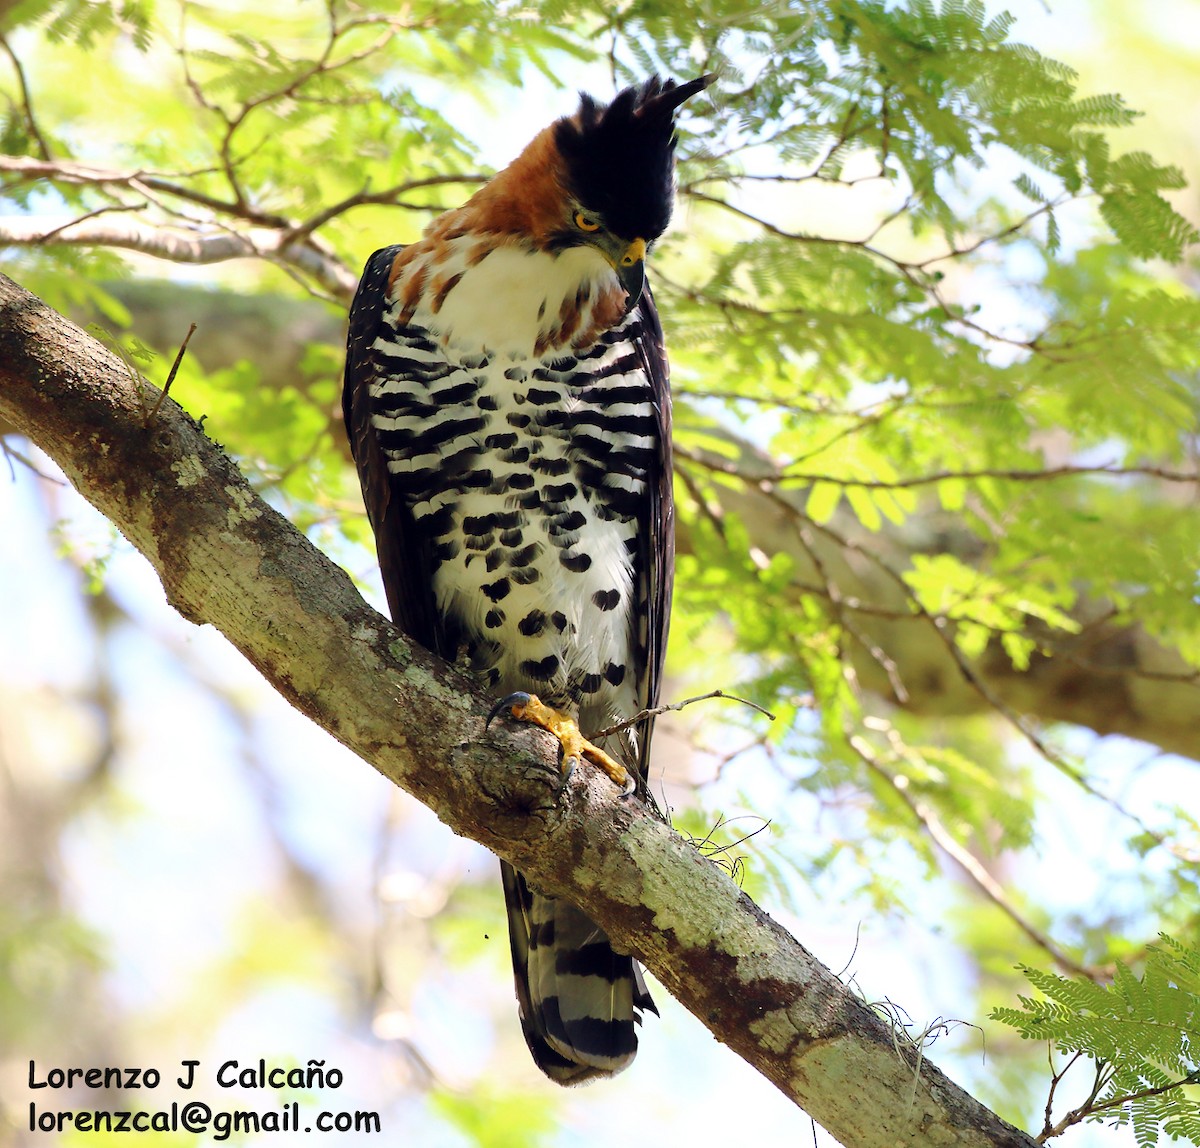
992,937 -> 1200,1145
806,481 -> 842,524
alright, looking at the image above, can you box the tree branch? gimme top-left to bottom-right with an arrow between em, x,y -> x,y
0,35 -> 53,160
0,271 -> 1039,1146
14,276 -> 1193,762
675,446 -> 1200,763
0,213 -> 356,298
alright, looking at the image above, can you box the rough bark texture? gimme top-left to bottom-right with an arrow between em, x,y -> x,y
0,271 -> 1038,1148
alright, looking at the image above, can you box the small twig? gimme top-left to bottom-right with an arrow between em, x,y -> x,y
855,988 -> 984,1110
835,922 -> 863,979
0,34 -> 53,160
35,202 -> 146,245
1040,1048 -> 1083,1140
678,442 -> 1200,490
788,507 -> 909,703
708,729 -> 776,779
847,726 -> 1103,981
1,439 -> 66,485
284,173 -> 490,245
144,323 -> 197,426
691,812 -> 773,855
681,813 -> 773,886
1038,1061 -> 1200,1142
593,688 -> 776,741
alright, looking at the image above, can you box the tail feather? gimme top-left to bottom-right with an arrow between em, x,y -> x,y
501,861 -> 655,1085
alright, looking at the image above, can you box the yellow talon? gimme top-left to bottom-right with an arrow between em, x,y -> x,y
497,693 -> 633,794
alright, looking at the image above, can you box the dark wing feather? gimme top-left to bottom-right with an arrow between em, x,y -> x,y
343,245 -> 458,658
627,285 -> 675,782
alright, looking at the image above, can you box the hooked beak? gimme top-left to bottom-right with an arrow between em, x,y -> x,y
617,237 -> 647,310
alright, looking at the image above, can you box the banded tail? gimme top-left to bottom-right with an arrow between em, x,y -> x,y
501,862 -> 657,1083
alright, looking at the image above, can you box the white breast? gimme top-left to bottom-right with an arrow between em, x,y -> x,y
412,243 -> 618,356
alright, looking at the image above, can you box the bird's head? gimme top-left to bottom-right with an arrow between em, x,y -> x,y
468,74 -> 714,308
550,74 -> 714,305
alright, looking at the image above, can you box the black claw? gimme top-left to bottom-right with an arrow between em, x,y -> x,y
485,691 -> 532,730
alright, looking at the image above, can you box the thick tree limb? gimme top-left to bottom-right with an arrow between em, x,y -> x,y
0,272 -> 1040,1145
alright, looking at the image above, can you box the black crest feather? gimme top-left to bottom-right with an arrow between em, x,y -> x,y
555,74 -> 714,244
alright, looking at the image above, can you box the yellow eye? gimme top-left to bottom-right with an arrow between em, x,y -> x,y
574,210 -> 600,232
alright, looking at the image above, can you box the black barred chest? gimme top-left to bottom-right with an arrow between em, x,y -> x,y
368,316 -> 657,715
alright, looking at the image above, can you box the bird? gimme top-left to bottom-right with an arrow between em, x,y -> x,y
343,74 -> 713,1084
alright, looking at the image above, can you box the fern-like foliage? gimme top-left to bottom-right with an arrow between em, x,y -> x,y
992,936 -> 1200,1145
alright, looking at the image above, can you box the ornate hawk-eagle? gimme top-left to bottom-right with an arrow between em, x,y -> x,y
343,74 -> 712,1083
